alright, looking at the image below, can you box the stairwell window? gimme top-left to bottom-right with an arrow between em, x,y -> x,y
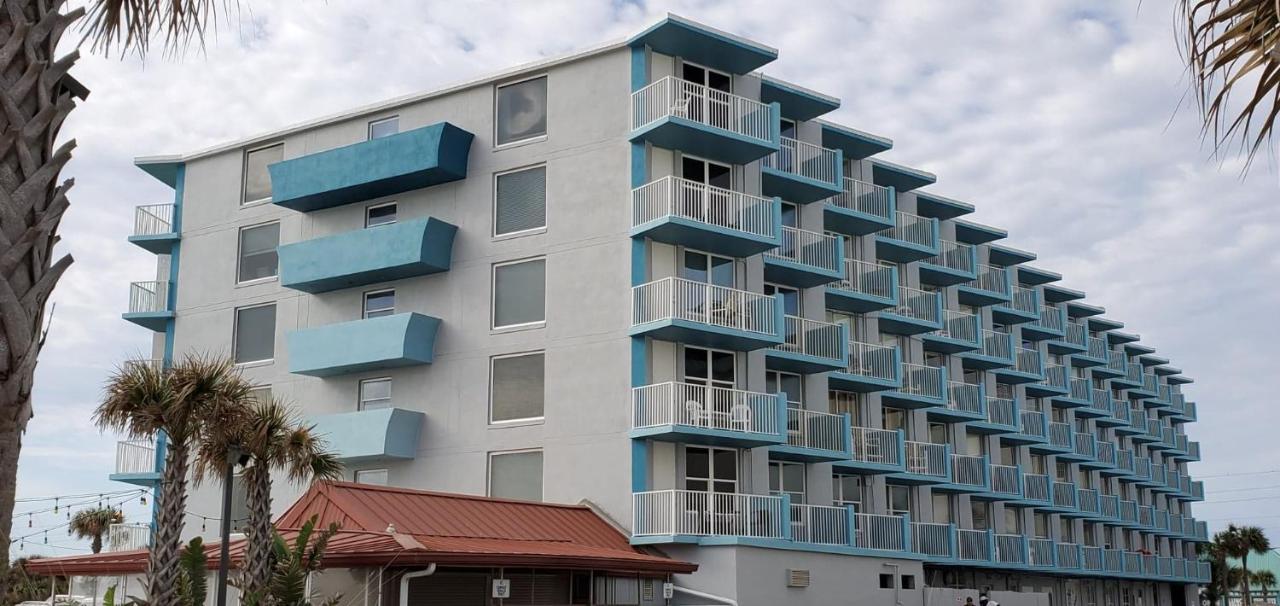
488,450 -> 543,501
363,290 -> 395,319
358,378 -> 392,411
490,352 -> 545,424
494,165 -> 547,237
495,76 -> 547,147
354,469 -> 388,486
233,304 -> 276,365
236,222 -> 280,283
242,143 -> 283,205
492,258 -> 546,330
367,116 -> 399,140
365,202 -> 397,228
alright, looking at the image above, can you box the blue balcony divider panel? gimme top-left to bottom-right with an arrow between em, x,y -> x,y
309,407 -> 424,463
288,312 -> 441,377
269,122 -> 474,212
279,217 -> 457,293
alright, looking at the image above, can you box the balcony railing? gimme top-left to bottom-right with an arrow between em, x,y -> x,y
924,241 -> 975,273
632,76 -> 773,142
996,534 -> 1027,565
913,522 -> 954,558
947,382 -> 983,415
107,523 -> 150,552
632,490 -> 785,539
1100,494 -> 1119,519
1019,410 -> 1047,439
632,382 -> 782,436
1120,500 -> 1138,524
1063,321 -> 1087,347
1015,347 -> 1043,375
1041,364 -> 1068,390
986,397 -> 1018,428
133,203 -> 174,236
1087,336 -> 1109,360
1034,305 -> 1065,332
632,176 -> 778,238
1078,488 -> 1100,514
904,441 -> 948,478
774,316 -> 844,363
1053,481 -> 1077,508
971,264 -> 1010,296
1024,474 -> 1050,501
632,277 -> 778,336
900,363 -> 945,400
115,438 -> 156,475
846,341 -> 899,382
850,426 -> 901,466
1049,422 -> 1073,449
952,454 -> 987,487
977,330 -> 1013,360
1138,504 -> 1154,527
1090,388 -> 1113,414
1107,355 -> 1128,376
1067,377 -> 1091,401
885,211 -> 935,248
958,529 -> 991,561
790,503 -> 847,545
1096,441 -> 1116,466
890,286 -> 941,324
1083,546 -> 1103,571
1073,433 -> 1096,458
991,464 -> 1021,496
828,177 -> 892,221
851,513 -> 908,551
765,226 -> 841,273
1058,543 -> 1081,568
127,281 -> 169,314
786,408 -> 846,453
762,137 -> 840,186
937,310 -> 979,344
832,259 -> 896,300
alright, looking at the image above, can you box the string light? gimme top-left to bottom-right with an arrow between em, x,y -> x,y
53,498 -> 58,514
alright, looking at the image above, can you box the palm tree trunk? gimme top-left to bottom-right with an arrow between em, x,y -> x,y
149,440 -> 192,606
242,463 -> 273,598
90,533 -> 102,554
1244,556 -> 1252,605
0,0 -> 82,591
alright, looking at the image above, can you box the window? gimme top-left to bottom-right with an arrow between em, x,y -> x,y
768,461 -> 805,503
488,450 -> 543,501
680,250 -> 735,287
494,165 -> 547,236
234,304 -> 276,364
490,352 -> 545,423
685,446 -> 737,493
1004,508 -> 1022,533
832,474 -> 862,509
883,408 -> 906,432
900,576 -> 916,590
354,469 -> 388,486
932,493 -> 952,523
766,371 -> 803,408
829,390 -> 861,421
248,386 -> 271,404
495,76 -> 547,146
358,378 -> 392,411
492,258 -> 546,329
764,283 -> 800,316
237,223 -> 280,283
971,500 -> 990,530
368,116 -> 399,140
242,144 -> 283,204
365,203 -> 397,228
363,290 -> 395,319
879,574 -> 894,589
887,484 -> 911,517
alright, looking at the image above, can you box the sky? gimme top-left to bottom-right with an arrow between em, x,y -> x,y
12,0 -> 1280,557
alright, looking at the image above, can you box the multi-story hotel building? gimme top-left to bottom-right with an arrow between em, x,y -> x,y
110,14 -> 1210,606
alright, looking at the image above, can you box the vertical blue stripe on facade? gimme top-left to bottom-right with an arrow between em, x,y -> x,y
630,45 -> 650,494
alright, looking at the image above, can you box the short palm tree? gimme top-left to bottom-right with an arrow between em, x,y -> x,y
1253,570 -> 1277,603
195,397 -> 341,598
96,355 -> 255,606
67,507 -> 125,554
1238,526 -> 1273,604
1212,527 -> 1241,603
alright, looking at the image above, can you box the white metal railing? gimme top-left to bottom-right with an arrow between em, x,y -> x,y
1087,336 -> 1108,360
1078,488 -> 1099,513
1126,362 -> 1144,383
631,382 -> 781,436
1052,481 -> 1076,508
1073,433 -> 1096,457
900,363 -> 945,400
1029,538 -> 1054,567
1096,440 -> 1116,465
765,226 -> 841,273
1041,364 -> 1068,390
938,310 -> 979,343
884,211 -> 935,248
1138,504 -> 1153,527
632,278 -> 778,335
787,408 -> 846,453
128,281 -> 169,314
991,464 -> 1021,495
925,240 -> 975,273
1105,549 -> 1124,572
107,523 -> 150,552
1143,373 -> 1158,393
1019,410 -> 1046,438
958,529 -> 990,561
1048,422 -> 1072,448
846,341 -> 899,381
952,454 -> 987,487
827,177 -> 892,220
972,264 -> 1010,295
912,522 -> 953,557
133,203 -> 174,236
1120,500 -> 1138,523
987,397 -> 1017,428
1008,286 -> 1037,314
978,329 -> 1012,360
790,504 -> 848,545
947,382 -> 983,415
832,259 -> 896,300
632,177 -> 777,238
631,76 -> 773,141
996,534 -> 1027,564
1015,347 -> 1043,375
1067,377 -> 1090,401
774,316 -> 844,362
1063,321 -> 1087,346
1090,387 -> 1111,412
1100,494 -> 1120,519
904,441 -> 948,477
632,490 -> 785,539
1058,543 -> 1081,568
1024,474 -> 1050,501
1083,546 -> 1104,571
1108,355 -> 1128,375
852,513 -> 907,551
115,438 -> 156,474
1035,305 -> 1064,331
849,426 -> 901,466
890,286 -> 940,323
763,136 -> 840,185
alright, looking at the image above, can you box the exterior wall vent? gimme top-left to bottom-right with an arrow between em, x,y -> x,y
787,569 -> 811,588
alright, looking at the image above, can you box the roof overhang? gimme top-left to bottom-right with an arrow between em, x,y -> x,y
134,156 -> 183,188
1066,301 -> 1105,317
869,158 -> 936,192
954,220 -> 1007,245
628,14 -> 778,73
990,245 -> 1037,267
915,192 -> 974,220
819,121 -> 893,160
760,75 -> 839,121
1016,265 -> 1060,286
1042,285 -> 1086,304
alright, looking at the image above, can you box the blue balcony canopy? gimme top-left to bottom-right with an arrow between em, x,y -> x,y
288,312 -> 441,377
989,244 -> 1037,268
628,15 -> 778,74
820,121 -> 893,160
279,217 -> 457,293
270,122 -> 474,212
954,220 -> 1006,245
915,192 -> 974,220
309,407 -> 424,463
869,158 -> 936,192
759,76 -> 840,121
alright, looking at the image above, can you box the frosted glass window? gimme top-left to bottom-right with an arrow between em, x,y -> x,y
489,451 -> 543,501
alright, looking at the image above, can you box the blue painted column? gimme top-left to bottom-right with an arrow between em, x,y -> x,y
629,44 -> 651,495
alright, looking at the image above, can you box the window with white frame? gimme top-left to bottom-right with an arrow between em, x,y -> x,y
832,474 -> 863,509
365,202 -> 397,228
368,116 -> 399,140
490,352 -> 545,423
358,378 -> 392,411
768,461 -> 806,504
684,446 -> 736,494
932,492 -> 952,523
494,165 -> 547,236
234,304 -> 276,364
492,258 -> 546,329
237,223 -> 280,283
829,390 -> 861,422
354,469 -> 388,486
971,500 -> 990,530
495,76 -> 547,146
363,290 -> 395,319
488,450 -> 543,501
766,370 -> 803,409
242,144 -> 283,205
887,484 -> 912,517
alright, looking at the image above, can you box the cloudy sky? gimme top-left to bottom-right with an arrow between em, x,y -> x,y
13,0 -> 1278,556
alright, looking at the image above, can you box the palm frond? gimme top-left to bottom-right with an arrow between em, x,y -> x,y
80,0 -> 237,58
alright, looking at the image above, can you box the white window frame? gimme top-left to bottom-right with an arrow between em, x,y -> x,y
493,74 -> 549,149
683,445 -> 738,495
492,163 -> 548,239
364,202 -> 397,228
832,474 -> 863,509
490,256 -> 547,331
768,460 -> 806,504
362,289 -> 396,319
358,377 -> 393,411
235,221 -> 281,285
679,60 -> 732,93
488,351 -> 546,425
241,143 -> 283,207
233,303 -> 276,366
367,116 -> 399,140
487,448 -> 544,500
354,469 -> 388,486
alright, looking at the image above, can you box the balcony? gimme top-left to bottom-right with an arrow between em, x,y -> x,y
1099,494 -> 1120,521
1076,387 -> 1113,419
958,264 -> 1012,307
1006,409 -> 1048,445
882,363 -> 947,409
631,278 -> 783,351
1029,538 -> 1056,568
128,203 -> 178,253
836,426 -> 905,475
929,381 -> 985,422
1076,335 -> 1111,367
824,177 -> 895,235
828,341 -> 901,392
1051,481 -> 1078,511
761,137 -> 843,203
270,122 -> 473,212
287,312 -> 441,377
894,441 -> 951,484
985,464 -> 1023,499
825,259 -> 898,313
995,534 -> 1028,566
1023,305 -> 1066,341
970,397 -> 1020,435
279,217 -> 457,293
630,382 -> 785,448
878,286 -> 943,335
791,506 -> 911,554
960,329 -> 1014,370
922,310 -> 981,354
1033,421 -> 1074,455
1058,432 -> 1097,463
1113,361 -> 1144,389
763,227 -> 844,287
631,490 -> 786,543
875,211 -> 940,262
309,407 -> 424,463
631,77 -> 779,164
913,522 -> 956,559
957,529 -> 992,563
1051,376 -> 1092,408
631,177 -> 782,258
772,408 -> 852,463
992,286 -> 1040,325
1019,473 -> 1052,507
1083,440 -> 1117,471
1119,500 -> 1139,526
1048,321 -> 1089,355
766,316 -> 847,374
919,241 -> 978,286
1026,364 -> 1069,398
123,280 -> 173,331
995,346 -> 1044,384
1058,543 -> 1081,570
107,523 -> 151,552
1078,488 -> 1100,516
1095,352 -> 1128,380
109,438 -> 160,486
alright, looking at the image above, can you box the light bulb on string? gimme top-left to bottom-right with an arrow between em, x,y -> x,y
27,513 -> 32,528
53,498 -> 58,514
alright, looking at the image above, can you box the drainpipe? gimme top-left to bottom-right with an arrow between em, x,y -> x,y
399,564 -> 438,606
884,563 -> 903,606
671,585 -> 738,606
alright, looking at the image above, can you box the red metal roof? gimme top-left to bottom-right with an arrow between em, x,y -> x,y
25,482 -> 694,576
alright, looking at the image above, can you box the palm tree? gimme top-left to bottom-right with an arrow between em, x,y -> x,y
1179,0 -> 1280,171
67,506 -> 125,554
96,355 -> 254,606
1237,527 -> 1273,605
1252,570 -> 1276,604
1214,527 -> 1243,604
194,397 -> 341,598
